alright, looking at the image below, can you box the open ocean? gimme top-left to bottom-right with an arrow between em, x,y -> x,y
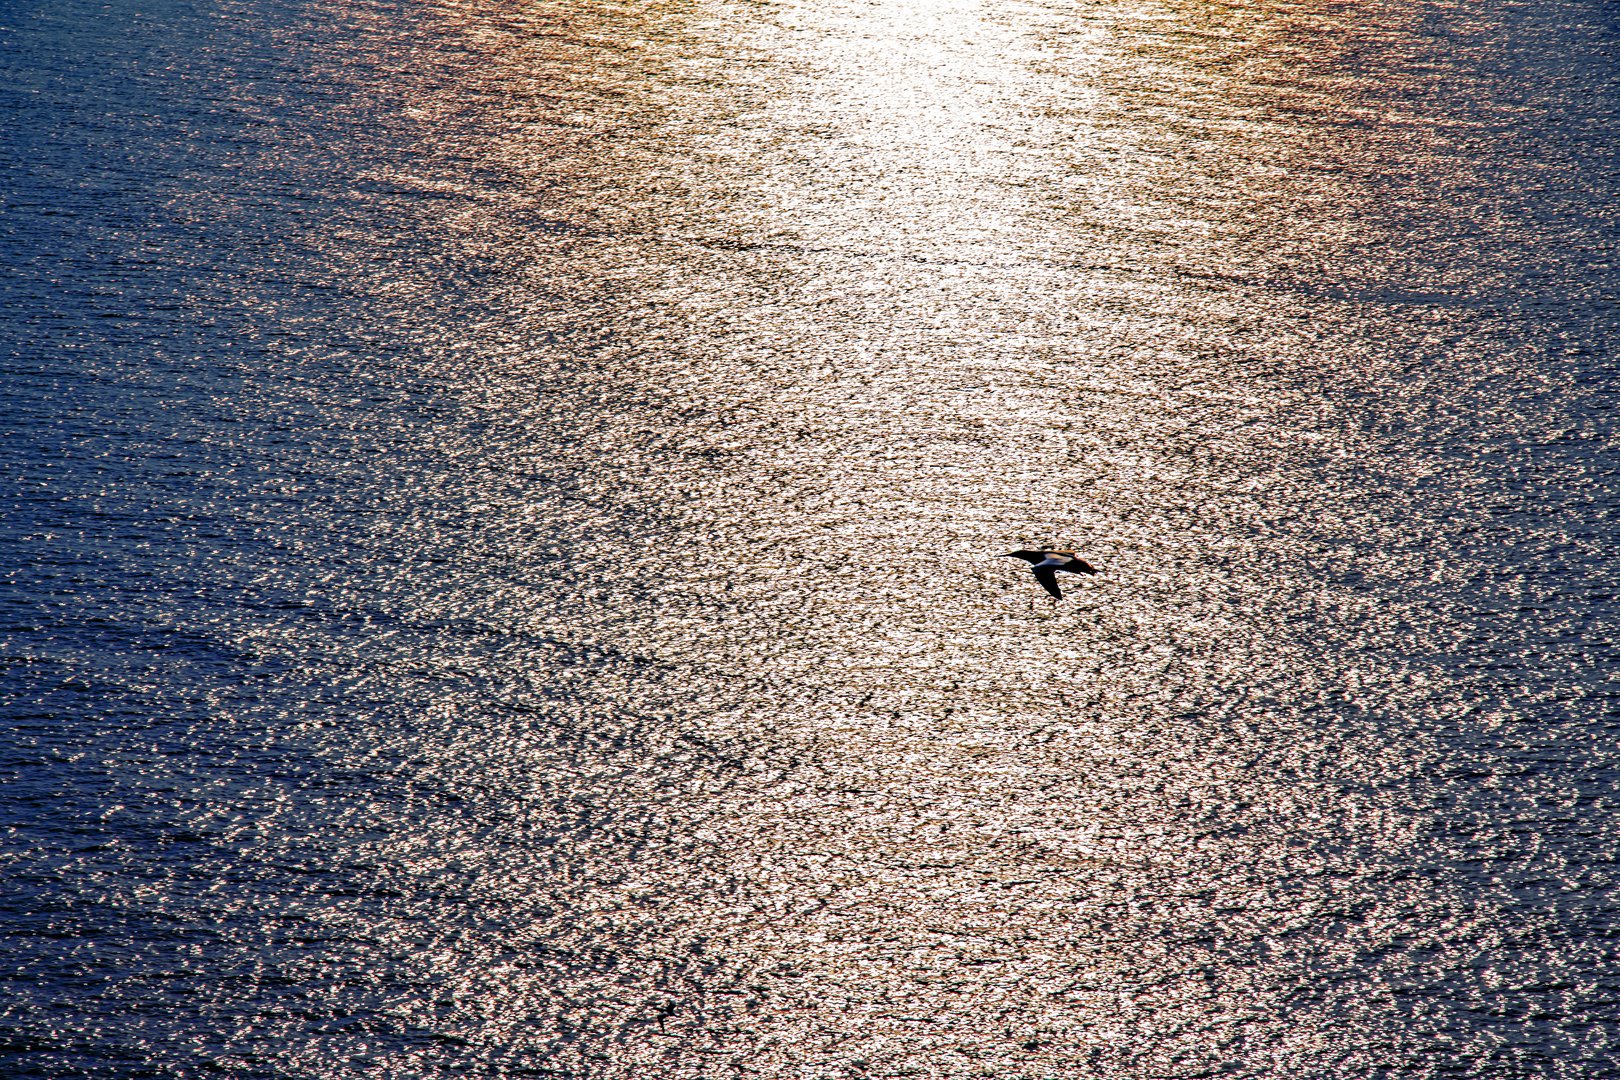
2,0 -> 1617,1075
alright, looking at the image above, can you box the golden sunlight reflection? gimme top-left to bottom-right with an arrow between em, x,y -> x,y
739,0 -> 1083,259
317,2 -> 1517,1072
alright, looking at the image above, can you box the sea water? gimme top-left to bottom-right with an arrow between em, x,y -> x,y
2,0 -> 1616,1075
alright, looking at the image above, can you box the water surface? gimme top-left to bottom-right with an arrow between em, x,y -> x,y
2,0 -> 1617,1075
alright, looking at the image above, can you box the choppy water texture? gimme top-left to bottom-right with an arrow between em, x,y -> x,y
3,0 -> 1618,1075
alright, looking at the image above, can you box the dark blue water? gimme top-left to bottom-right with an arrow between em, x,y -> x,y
3,0 -> 1618,1075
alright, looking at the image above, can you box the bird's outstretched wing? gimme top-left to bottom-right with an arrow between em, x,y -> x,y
1032,564 -> 1063,599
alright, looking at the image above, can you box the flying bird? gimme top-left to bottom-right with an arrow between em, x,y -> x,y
1001,549 -> 1098,599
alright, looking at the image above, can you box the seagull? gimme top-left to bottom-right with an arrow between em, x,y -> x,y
1001,549 -> 1098,599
